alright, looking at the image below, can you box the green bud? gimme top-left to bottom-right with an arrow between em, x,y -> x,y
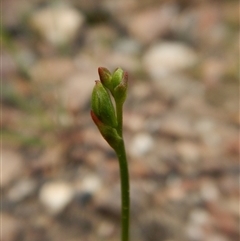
98,67 -> 112,91
91,111 -> 122,150
91,81 -> 117,128
111,68 -> 124,89
113,71 -> 128,104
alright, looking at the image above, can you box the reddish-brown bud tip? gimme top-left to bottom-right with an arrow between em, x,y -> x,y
98,67 -> 112,90
124,71 -> 128,80
98,67 -> 109,75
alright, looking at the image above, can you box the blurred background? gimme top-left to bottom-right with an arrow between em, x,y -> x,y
1,0 -> 239,241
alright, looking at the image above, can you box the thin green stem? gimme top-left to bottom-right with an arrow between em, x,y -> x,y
115,101 -> 130,241
116,140 -> 130,241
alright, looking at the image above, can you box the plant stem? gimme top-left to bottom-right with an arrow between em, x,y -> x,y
115,101 -> 130,241
116,139 -> 130,241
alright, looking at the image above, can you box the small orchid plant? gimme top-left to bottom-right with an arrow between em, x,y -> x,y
91,67 -> 130,241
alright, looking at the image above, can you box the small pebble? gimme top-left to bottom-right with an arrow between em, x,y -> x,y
176,141 -> 201,163
39,181 -> 74,214
200,180 -> 220,201
97,221 -> 115,238
189,209 -> 211,225
30,5 -> 84,46
7,179 -> 36,202
129,133 -> 154,157
81,175 -> 102,194
186,223 -> 205,241
127,4 -> 178,44
143,41 -> 198,79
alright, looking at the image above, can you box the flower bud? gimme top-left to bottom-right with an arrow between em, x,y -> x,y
111,68 -> 124,89
91,81 -> 117,128
91,111 -> 122,150
113,71 -> 128,104
98,67 -> 112,91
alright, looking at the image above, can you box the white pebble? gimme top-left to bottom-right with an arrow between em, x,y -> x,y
81,175 -> 102,194
130,133 -> 154,157
39,182 -> 74,214
143,41 -> 198,79
30,5 -> 84,46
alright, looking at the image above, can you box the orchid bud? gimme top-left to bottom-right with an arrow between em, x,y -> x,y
91,81 -> 117,128
98,67 -> 112,91
91,111 -> 122,150
111,68 -> 124,89
113,71 -> 128,104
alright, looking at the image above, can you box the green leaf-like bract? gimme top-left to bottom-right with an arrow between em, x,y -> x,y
91,81 -> 117,128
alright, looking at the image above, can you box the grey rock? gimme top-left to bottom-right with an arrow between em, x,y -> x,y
7,178 -> 37,202
114,38 -> 142,55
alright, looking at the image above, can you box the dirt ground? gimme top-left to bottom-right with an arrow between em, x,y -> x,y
1,0 -> 239,241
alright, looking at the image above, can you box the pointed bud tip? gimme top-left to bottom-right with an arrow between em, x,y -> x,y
124,71 -> 128,79
98,67 -> 111,76
98,66 -> 107,71
123,71 -> 128,84
98,67 -> 104,76
98,67 -> 112,90
94,80 -> 103,88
